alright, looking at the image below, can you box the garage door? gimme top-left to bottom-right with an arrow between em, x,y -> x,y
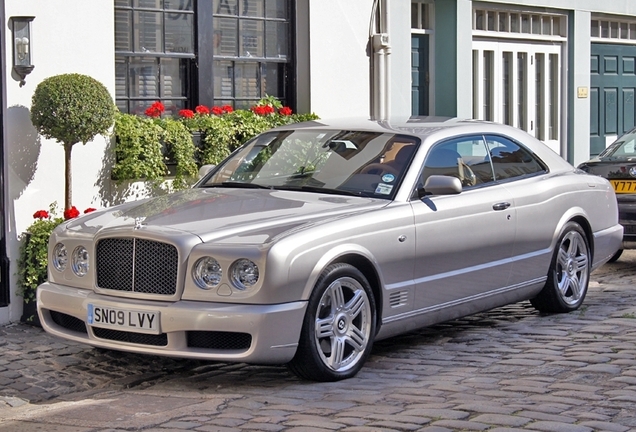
590,43 -> 636,156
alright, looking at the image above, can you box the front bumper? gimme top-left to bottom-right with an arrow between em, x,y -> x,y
617,197 -> 636,248
37,282 -> 307,364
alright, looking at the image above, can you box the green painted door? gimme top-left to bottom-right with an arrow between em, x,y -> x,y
412,34 -> 429,116
590,43 -> 636,156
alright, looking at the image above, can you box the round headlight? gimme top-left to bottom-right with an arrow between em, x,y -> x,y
71,246 -> 89,277
193,257 -> 222,289
52,243 -> 68,272
231,259 -> 259,290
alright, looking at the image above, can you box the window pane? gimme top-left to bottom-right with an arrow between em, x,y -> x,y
611,22 -> 619,38
264,62 -> 286,101
499,12 -> 508,32
601,21 -> 609,38
631,24 -> 636,40
510,13 -> 519,32
532,15 -> 541,34
591,20 -> 599,37
240,0 -> 265,17
487,11 -> 495,31
165,12 -> 193,53
521,14 -> 530,33
266,21 -> 288,58
503,52 -> 512,125
266,0 -> 288,19
542,17 -> 551,35
475,10 -> 484,30
115,57 -> 128,99
549,54 -> 559,140
517,53 -> 527,130
214,18 -> 238,56
160,57 -> 188,99
165,0 -> 193,11
213,0 -> 237,14
235,62 -> 260,99
553,17 -> 561,36
129,57 -> 159,98
214,60 -> 234,98
411,3 -> 419,29
621,22 -> 629,39
115,10 -> 132,51
240,20 -> 264,57
535,53 -> 545,140
134,11 -> 163,52
487,136 -> 546,181
115,0 -> 131,6
483,51 -> 493,121
135,0 -> 162,8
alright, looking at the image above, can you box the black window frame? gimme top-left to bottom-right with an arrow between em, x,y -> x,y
114,0 -> 197,114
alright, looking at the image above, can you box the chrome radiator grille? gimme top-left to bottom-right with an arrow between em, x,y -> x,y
96,238 -> 178,296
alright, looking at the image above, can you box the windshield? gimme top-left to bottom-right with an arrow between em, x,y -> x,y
599,130 -> 636,159
199,129 -> 419,199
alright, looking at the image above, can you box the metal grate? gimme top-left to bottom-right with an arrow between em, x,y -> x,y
187,331 -> 252,351
50,311 -> 88,334
96,238 -> 178,296
92,327 -> 168,346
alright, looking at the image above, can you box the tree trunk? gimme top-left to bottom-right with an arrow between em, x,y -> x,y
65,144 -> 73,210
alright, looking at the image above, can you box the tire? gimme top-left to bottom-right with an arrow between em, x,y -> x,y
530,221 -> 590,313
608,249 -> 623,263
288,263 -> 376,381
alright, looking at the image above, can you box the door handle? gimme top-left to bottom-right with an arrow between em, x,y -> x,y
493,202 -> 511,211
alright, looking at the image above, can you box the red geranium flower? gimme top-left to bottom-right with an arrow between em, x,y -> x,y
84,208 -> 97,214
221,105 -> 233,113
211,106 -> 224,115
251,105 -> 275,116
279,106 -> 293,116
195,105 -> 210,115
145,101 -> 165,118
33,210 -> 49,220
179,109 -> 195,118
63,206 -> 80,220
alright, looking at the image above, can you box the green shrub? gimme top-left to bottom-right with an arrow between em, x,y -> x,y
17,204 -> 64,304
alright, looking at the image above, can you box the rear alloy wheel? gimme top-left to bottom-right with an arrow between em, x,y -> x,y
288,263 -> 376,381
531,221 -> 590,313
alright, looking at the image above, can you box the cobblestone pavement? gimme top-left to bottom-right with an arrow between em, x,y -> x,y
1,252 -> 636,431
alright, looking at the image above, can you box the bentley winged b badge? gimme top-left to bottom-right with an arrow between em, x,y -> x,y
134,216 -> 147,230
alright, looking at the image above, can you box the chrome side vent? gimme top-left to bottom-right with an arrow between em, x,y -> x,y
389,290 -> 409,308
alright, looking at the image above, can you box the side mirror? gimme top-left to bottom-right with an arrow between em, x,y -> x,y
417,175 -> 462,198
198,164 -> 216,179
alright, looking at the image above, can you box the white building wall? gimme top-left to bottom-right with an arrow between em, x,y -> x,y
1,0 -> 114,323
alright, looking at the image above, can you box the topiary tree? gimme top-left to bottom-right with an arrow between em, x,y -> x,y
31,73 -> 116,210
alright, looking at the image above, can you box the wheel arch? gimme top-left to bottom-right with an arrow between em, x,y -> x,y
568,215 -> 594,261
552,208 -> 594,261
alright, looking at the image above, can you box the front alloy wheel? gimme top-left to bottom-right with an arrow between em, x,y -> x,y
288,263 -> 376,381
531,221 -> 590,313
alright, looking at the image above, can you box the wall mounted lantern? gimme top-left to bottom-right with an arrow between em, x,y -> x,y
11,16 -> 35,87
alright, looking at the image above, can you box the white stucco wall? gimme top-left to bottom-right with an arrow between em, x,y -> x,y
2,0 -> 114,323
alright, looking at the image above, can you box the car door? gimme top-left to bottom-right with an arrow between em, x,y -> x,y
410,135 -> 516,312
483,134 -> 554,286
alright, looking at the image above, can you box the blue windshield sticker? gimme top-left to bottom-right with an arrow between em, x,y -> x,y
381,174 -> 395,183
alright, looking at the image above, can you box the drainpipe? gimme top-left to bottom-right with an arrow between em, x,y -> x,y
370,0 -> 391,121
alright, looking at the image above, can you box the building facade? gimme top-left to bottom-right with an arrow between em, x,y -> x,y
1,0 -> 636,324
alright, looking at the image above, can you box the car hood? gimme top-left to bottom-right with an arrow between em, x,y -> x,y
64,188 -> 388,244
578,158 -> 636,178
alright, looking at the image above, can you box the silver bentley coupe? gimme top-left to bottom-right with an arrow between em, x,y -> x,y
37,118 -> 622,381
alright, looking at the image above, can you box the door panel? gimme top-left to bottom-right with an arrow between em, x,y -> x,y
590,43 -> 636,156
411,34 -> 429,116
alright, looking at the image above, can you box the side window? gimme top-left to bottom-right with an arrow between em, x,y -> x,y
420,136 -> 494,189
485,135 -> 547,181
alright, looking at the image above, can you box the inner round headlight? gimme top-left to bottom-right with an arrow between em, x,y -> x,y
231,259 -> 259,290
52,243 -> 68,272
193,256 -> 222,289
71,246 -> 89,277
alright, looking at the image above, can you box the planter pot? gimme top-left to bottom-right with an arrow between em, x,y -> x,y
21,299 -> 41,327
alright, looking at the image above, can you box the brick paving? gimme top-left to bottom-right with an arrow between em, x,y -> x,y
1,252 -> 636,431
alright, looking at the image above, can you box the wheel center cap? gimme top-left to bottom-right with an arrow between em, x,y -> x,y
336,316 -> 347,333
567,259 -> 575,275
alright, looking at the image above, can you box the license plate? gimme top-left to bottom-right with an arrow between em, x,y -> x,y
610,180 -> 636,194
87,304 -> 160,334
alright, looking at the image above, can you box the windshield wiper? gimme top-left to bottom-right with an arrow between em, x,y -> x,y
202,181 -> 273,190
274,185 -> 371,197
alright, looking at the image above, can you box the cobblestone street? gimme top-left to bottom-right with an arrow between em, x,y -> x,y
1,253 -> 636,431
